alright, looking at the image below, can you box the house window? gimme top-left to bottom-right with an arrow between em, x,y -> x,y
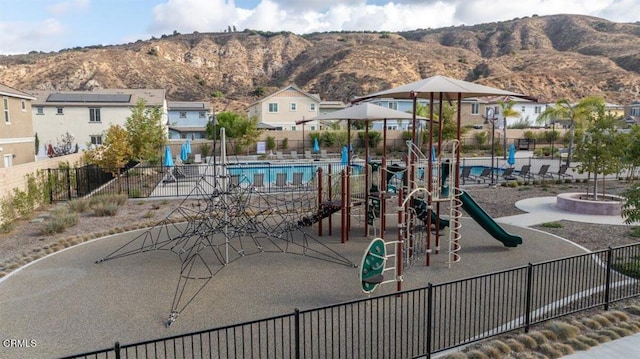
534,106 -> 541,114
179,111 -> 187,118
268,103 -> 278,113
521,106 -> 526,112
387,102 -> 398,110
89,108 -> 101,122
291,126 -> 296,131
56,107 -> 64,115
199,111 -> 206,118
632,108 -> 640,116
21,100 -> 26,111
36,107 -> 44,115
310,126 -> 315,131
290,102 -> 297,111
3,97 -> 8,123
471,103 -> 479,115
90,135 -> 103,146
310,103 -> 316,111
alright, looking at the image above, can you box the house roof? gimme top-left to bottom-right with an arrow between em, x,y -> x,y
168,101 -> 208,111
30,88 -> 165,107
0,83 -> 36,100
247,85 -> 320,107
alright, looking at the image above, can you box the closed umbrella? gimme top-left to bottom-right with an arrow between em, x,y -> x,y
185,139 -> 191,155
313,138 -> 320,153
507,143 -> 516,167
164,146 -> 174,167
181,143 -> 190,161
341,146 -> 348,165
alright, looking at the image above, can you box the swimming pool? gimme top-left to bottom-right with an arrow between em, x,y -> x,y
227,162 -> 359,185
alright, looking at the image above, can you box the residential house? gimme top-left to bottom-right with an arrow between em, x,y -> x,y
0,83 -> 36,167
367,98 -> 485,130
484,97 -> 544,128
30,89 -> 166,154
247,85 -> 320,131
167,101 -> 210,140
624,100 -> 640,126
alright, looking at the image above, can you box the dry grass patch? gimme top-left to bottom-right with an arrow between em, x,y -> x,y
592,314 -> 613,327
465,350 -> 489,359
624,305 -> 640,315
565,337 -> 591,351
505,338 -> 525,352
515,334 -> 538,350
537,343 -> 562,358
545,321 -> 579,340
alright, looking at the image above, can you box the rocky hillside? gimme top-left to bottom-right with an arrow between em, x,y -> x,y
1,14 -> 640,109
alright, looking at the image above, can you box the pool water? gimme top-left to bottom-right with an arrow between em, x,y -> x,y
227,162 -> 358,185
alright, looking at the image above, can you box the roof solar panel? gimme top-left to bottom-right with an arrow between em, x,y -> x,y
46,93 -> 132,103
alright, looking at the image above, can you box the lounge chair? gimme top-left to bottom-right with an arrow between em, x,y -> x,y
304,150 -> 313,159
290,151 -> 299,160
292,172 -> 306,188
253,173 -> 264,191
320,149 -> 328,159
276,151 -> 284,160
477,168 -> 492,183
501,167 -> 517,182
229,174 -> 241,190
554,164 -> 573,179
275,173 -> 288,190
535,164 -> 554,180
460,167 -> 473,184
517,165 -> 534,182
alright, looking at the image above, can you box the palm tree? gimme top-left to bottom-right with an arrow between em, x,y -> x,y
537,96 -> 604,166
498,99 -> 520,159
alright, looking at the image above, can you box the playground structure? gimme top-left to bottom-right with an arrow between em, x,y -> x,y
95,129 -> 356,326
304,77 -> 529,295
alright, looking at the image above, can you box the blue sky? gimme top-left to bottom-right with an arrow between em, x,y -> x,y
1,0 -> 638,55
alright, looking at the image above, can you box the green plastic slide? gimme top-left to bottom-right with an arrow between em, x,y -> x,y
458,191 -> 523,247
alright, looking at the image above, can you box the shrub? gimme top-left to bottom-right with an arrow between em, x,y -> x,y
629,227 -> 640,238
542,221 -> 563,228
67,198 -> 90,213
92,202 -> 119,217
546,321 -> 579,340
40,207 -> 78,235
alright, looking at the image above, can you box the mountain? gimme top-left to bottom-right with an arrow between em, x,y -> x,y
1,14 -> 640,110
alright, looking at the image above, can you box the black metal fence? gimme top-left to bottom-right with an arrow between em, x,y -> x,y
61,243 -> 640,359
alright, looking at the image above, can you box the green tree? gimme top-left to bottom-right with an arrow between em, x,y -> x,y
498,99 -> 520,159
415,102 -> 459,143
537,96 -> 604,166
125,99 -> 166,164
206,112 -> 262,154
34,133 -> 40,156
84,125 -> 133,192
573,103 -> 624,200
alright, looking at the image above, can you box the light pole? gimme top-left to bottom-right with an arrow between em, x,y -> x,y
486,108 -> 497,186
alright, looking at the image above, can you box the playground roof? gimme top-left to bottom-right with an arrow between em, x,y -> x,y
297,102 -> 427,125
353,75 -> 536,103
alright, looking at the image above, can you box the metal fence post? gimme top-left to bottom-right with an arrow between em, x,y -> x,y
426,283 -> 433,358
294,308 -> 300,359
47,169 -> 53,204
114,341 -> 121,359
524,263 -> 533,332
66,167 -> 72,201
604,247 -> 613,310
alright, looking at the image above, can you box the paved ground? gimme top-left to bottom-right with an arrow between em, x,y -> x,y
0,154 -> 635,358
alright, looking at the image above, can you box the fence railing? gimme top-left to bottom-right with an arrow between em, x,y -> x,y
47,156 -> 596,203
61,243 -> 640,359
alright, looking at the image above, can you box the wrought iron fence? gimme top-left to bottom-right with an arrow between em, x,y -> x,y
61,243 -> 640,359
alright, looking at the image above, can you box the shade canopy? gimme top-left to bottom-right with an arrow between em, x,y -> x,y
354,75 -> 532,102
298,102 -> 426,124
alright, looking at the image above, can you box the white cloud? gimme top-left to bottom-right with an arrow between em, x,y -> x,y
0,19 -> 65,54
47,0 -> 90,16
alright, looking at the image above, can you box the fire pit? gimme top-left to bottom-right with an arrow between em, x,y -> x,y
556,192 -> 623,216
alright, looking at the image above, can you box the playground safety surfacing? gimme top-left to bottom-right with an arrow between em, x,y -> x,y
0,217 -> 588,358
